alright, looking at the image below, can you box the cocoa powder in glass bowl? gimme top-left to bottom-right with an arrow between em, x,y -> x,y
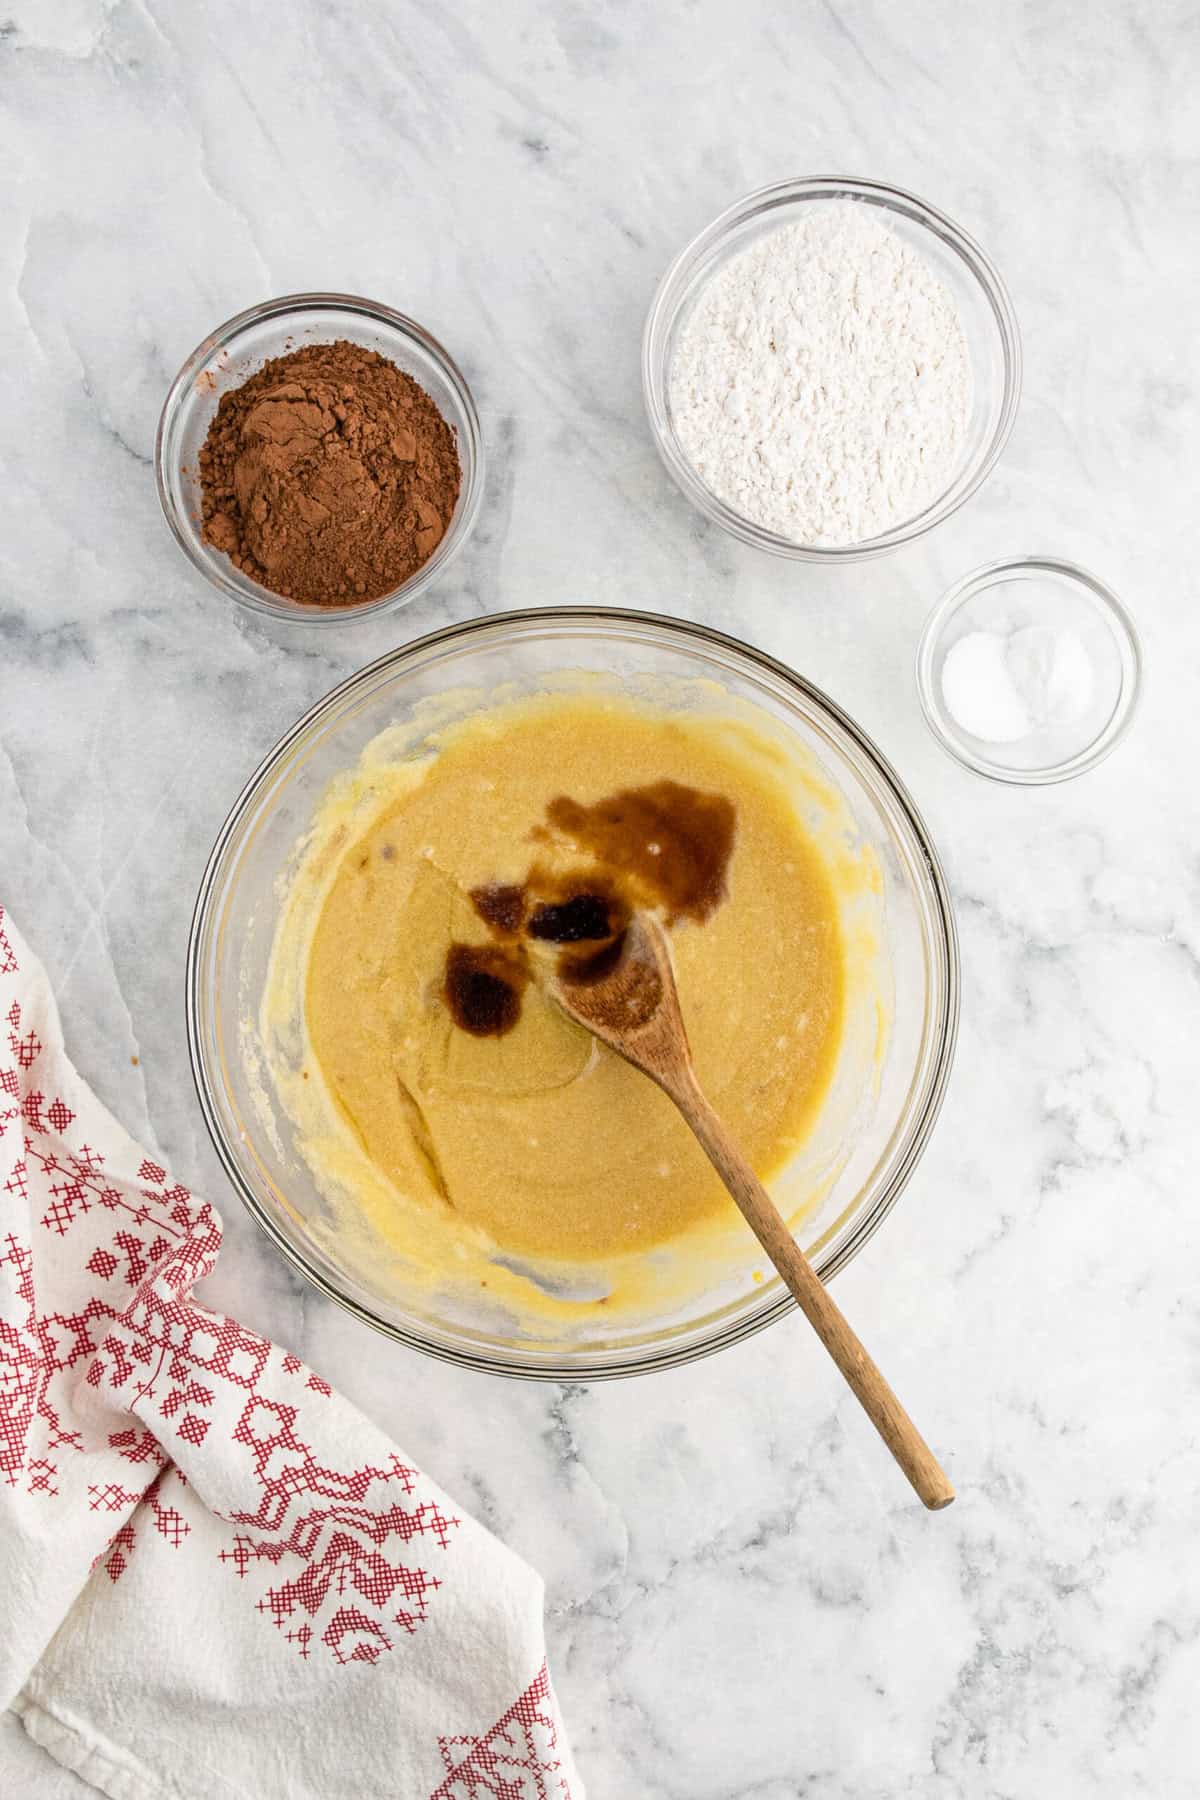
157,296 -> 483,624
197,339 -> 462,608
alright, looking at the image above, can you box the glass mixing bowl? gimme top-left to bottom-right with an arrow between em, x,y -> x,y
643,175 -> 1021,561
156,293 -> 484,623
188,610 -> 959,1377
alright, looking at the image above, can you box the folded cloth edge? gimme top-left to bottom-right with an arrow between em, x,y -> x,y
13,1691 -> 172,1800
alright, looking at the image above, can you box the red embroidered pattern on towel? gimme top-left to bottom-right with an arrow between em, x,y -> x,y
432,1661 -> 574,1799
0,905 -> 461,1665
1,996 -> 91,1489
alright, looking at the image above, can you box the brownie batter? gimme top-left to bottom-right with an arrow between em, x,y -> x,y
284,692 -> 845,1264
198,340 -> 461,606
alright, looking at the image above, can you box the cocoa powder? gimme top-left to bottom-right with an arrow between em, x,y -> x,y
198,340 -> 462,607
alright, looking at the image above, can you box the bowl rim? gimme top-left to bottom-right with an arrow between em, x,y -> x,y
155,290 -> 486,625
187,605 -> 961,1379
915,555 -> 1144,784
642,173 -> 1023,563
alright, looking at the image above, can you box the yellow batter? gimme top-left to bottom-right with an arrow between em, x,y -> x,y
284,691 -> 844,1273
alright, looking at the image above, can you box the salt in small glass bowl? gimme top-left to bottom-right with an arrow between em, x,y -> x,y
916,557 -> 1142,784
155,293 -> 485,624
642,175 -> 1022,563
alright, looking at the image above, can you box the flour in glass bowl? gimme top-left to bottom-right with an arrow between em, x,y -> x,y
669,202 -> 973,546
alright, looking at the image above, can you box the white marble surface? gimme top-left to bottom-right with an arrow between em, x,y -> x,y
2,1 -> 1198,1793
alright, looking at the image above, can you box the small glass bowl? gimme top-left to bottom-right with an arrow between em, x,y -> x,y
917,557 -> 1143,783
155,293 -> 485,623
643,175 -> 1022,562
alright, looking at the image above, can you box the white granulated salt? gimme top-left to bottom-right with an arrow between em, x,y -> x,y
670,203 -> 973,545
941,625 -> 1094,744
940,631 -> 1031,742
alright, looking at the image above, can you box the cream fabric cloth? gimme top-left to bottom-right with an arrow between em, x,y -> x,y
0,902 -> 582,1799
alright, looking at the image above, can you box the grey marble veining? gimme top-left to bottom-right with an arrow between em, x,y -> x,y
2,1 -> 1198,1794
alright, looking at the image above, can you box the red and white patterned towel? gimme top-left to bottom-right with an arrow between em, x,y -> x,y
0,902 -> 582,1800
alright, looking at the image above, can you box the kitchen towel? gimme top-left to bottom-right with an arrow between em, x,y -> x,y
0,902 -> 582,1800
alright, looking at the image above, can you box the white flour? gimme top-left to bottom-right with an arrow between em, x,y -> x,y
670,202 -> 973,545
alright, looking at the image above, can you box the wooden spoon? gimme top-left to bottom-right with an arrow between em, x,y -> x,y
550,913 -> 954,1512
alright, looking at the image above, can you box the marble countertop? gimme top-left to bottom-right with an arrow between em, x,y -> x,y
2,2 -> 1197,1794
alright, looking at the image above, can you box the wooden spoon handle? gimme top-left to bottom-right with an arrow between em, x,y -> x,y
676,1074 -> 954,1512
